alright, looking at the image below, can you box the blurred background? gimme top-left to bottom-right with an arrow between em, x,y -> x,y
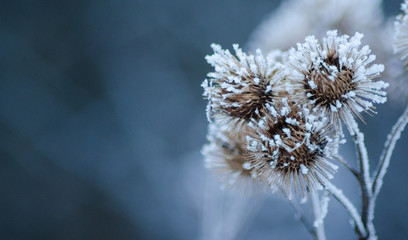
0,0 -> 407,239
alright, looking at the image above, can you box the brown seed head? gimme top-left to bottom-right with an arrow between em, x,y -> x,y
203,44 -> 287,126
246,100 -> 338,197
303,51 -> 357,108
287,31 -> 388,134
202,122 -> 262,193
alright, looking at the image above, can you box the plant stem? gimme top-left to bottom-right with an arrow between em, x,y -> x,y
335,155 -> 359,179
311,191 -> 326,240
288,198 -> 317,239
351,124 -> 376,240
373,104 -> 408,197
324,181 -> 366,238
352,128 -> 373,199
363,104 -> 408,240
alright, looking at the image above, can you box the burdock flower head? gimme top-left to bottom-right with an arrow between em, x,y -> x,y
246,98 -> 340,198
202,44 -> 286,127
395,0 -> 408,65
287,30 -> 388,135
202,121 -> 262,193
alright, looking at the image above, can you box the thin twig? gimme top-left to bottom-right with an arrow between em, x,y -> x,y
350,123 -> 376,239
334,155 -> 359,179
311,191 -> 326,240
288,198 -> 317,239
324,181 -> 367,238
352,127 -> 372,198
373,104 -> 408,197
366,197 -> 377,240
315,190 -> 331,229
363,105 -> 408,240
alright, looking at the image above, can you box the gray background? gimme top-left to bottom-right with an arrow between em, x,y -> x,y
0,0 -> 407,239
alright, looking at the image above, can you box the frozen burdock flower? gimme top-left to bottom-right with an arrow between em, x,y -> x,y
395,0 -> 408,65
202,44 -> 286,127
202,122 -> 262,193
287,30 -> 388,135
246,99 -> 339,198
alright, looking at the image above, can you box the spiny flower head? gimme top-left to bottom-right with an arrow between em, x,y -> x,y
394,0 -> 408,65
202,121 -> 262,194
246,99 -> 339,198
287,30 -> 388,135
202,44 -> 286,125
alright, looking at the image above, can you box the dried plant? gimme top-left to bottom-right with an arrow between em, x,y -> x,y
287,30 -> 388,135
202,121 -> 261,193
245,99 -> 340,198
201,1 -> 408,240
202,44 -> 286,129
248,0 -> 407,104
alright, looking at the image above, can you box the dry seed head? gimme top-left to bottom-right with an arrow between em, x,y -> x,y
246,100 -> 339,198
202,44 -> 287,125
202,122 -> 262,194
287,30 -> 388,135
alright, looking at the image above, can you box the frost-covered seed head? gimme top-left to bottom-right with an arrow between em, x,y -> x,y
287,30 -> 388,134
202,44 -> 287,125
246,100 -> 339,197
202,122 -> 262,193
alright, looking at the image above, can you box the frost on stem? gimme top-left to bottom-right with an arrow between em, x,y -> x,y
374,105 -> 408,197
324,181 -> 367,237
202,44 -> 287,128
202,121 -> 263,194
245,99 -> 340,198
311,191 -> 327,240
287,30 -> 388,135
313,190 -> 331,229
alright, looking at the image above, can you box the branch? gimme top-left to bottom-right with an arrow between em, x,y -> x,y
352,126 -> 372,198
373,104 -> 408,197
311,191 -> 326,240
364,105 -> 408,240
334,155 -> 359,179
288,198 -> 317,239
350,123 -> 374,239
324,181 -> 367,238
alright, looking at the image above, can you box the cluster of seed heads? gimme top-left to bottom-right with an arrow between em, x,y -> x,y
202,30 -> 388,197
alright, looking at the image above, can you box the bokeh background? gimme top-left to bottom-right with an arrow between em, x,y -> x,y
0,0 -> 407,239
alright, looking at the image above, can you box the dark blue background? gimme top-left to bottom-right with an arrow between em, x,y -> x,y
0,0 -> 406,239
